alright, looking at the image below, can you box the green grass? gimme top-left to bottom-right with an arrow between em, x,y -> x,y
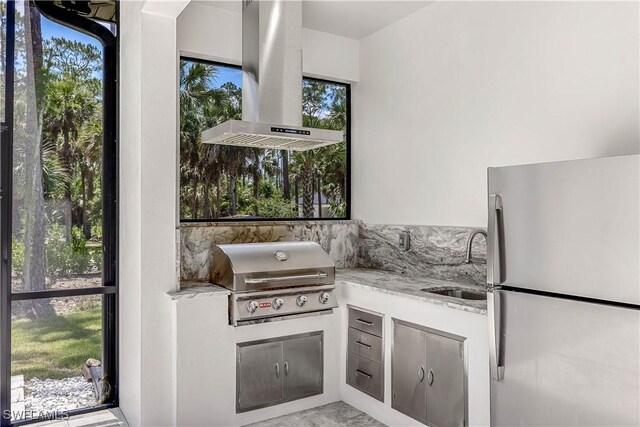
12,307 -> 102,380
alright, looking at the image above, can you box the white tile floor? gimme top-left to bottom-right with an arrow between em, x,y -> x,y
26,402 -> 382,427
29,409 -> 127,427
245,402 -> 385,427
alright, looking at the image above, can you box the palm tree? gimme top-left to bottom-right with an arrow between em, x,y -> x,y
322,85 -> 348,215
292,80 -> 333,218
75,110 -> 102,238
180,60 -> 219,218
43,77 -> 97,240
290,150 -> 317,218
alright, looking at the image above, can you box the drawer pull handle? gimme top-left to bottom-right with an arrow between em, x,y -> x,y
355,341 -> 372,349
275,363 -> 280,378
355,369 -> 372,379
427,368 -> 434,386
284,361 -> 289,377
355,318 -> 374,326
418,366 -> 425,382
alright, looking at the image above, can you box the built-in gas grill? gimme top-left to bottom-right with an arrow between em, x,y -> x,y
211,242 -> 338,326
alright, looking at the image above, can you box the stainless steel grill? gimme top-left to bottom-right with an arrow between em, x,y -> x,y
211,242 -> 338,326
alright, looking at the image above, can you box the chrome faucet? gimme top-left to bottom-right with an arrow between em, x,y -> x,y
465,229 -> 487,263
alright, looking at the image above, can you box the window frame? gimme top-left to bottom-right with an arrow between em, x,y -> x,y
0,1 -> 119,424
178,55 -> 352,223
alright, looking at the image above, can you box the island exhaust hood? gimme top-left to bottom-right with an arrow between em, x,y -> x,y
201,0 -> 344,151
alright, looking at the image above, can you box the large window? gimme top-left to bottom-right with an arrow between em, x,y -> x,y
179,57 -> 350,221
1,1 -> 117,423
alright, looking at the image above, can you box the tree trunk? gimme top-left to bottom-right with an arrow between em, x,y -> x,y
294,180 -> 299,217
202,180 -> 210,219
81,165 -> 87,238
342,173 -> 347,203
23,3 -> 53,317
301,167 -> 314,218
61,128 -> 72,243
282,150 -> 290,200
252,152 -> 260,216
215,175 -> 221,218
191,179 -> 198,219
317,176 -> 322,219
229,168 -> 238,216
84,167 -> 94,239
275,151 -> 280,189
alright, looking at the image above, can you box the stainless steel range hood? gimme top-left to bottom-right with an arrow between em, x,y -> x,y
201,0 -> 344,151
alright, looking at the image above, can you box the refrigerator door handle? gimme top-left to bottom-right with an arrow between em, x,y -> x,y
488,287 -> 504,381
487,193 -> 503,286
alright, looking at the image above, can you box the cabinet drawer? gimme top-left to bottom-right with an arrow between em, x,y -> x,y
348,327 -> 383,363
347,353 -> 384,401
348,306 -> 383,337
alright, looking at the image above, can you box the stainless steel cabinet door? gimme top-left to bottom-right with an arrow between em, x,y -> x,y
237,341 -> 283,412
392,322 -> 427,423
283,333 -> 323,401
425,332 -> 465,427
491,290 -> 640,426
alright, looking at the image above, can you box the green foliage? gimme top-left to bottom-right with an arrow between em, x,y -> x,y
256,196 -> 297,219
43,225 -> 101,279
43,36 -> 102,82
12,238 -> 25,279
12,227 -> 100,280
9,228 -> 102,283
329,199 -> 347,218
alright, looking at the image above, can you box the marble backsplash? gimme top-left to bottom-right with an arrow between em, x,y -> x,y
180,221 -> 359,281
357,224 -> 487,285
179,221 -> 487,286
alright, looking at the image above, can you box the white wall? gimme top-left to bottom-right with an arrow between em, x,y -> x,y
120,1 -> 187,425
177,1 -> 359,83
119,1 -> 143,422
352,1 -> 640,227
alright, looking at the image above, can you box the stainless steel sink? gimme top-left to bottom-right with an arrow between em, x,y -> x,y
421,286 -> 486,300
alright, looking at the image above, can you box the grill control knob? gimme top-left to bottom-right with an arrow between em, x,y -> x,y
247,300 -> 259,313
296,295 -> 308,307
319,292 -> 330,304
273,298 -> 285,310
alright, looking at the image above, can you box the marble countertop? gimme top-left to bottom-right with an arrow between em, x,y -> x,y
168,281 -> 230,300
336,268 -> 487,315
170,269 -> 487,314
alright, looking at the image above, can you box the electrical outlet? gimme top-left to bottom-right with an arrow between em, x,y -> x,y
399,231 -> 411,251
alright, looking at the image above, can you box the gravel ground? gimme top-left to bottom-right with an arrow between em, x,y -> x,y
24,376 -> 97,414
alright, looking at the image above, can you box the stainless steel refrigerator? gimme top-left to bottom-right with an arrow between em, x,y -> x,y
487,155 -> 640,426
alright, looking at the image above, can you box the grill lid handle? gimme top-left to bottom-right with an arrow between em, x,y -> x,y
245,272 -> 329,284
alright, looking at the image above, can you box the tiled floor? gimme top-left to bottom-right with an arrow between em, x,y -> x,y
29,408 -> 127,427
245,401 -> 386,427
27,401 -> 380,427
